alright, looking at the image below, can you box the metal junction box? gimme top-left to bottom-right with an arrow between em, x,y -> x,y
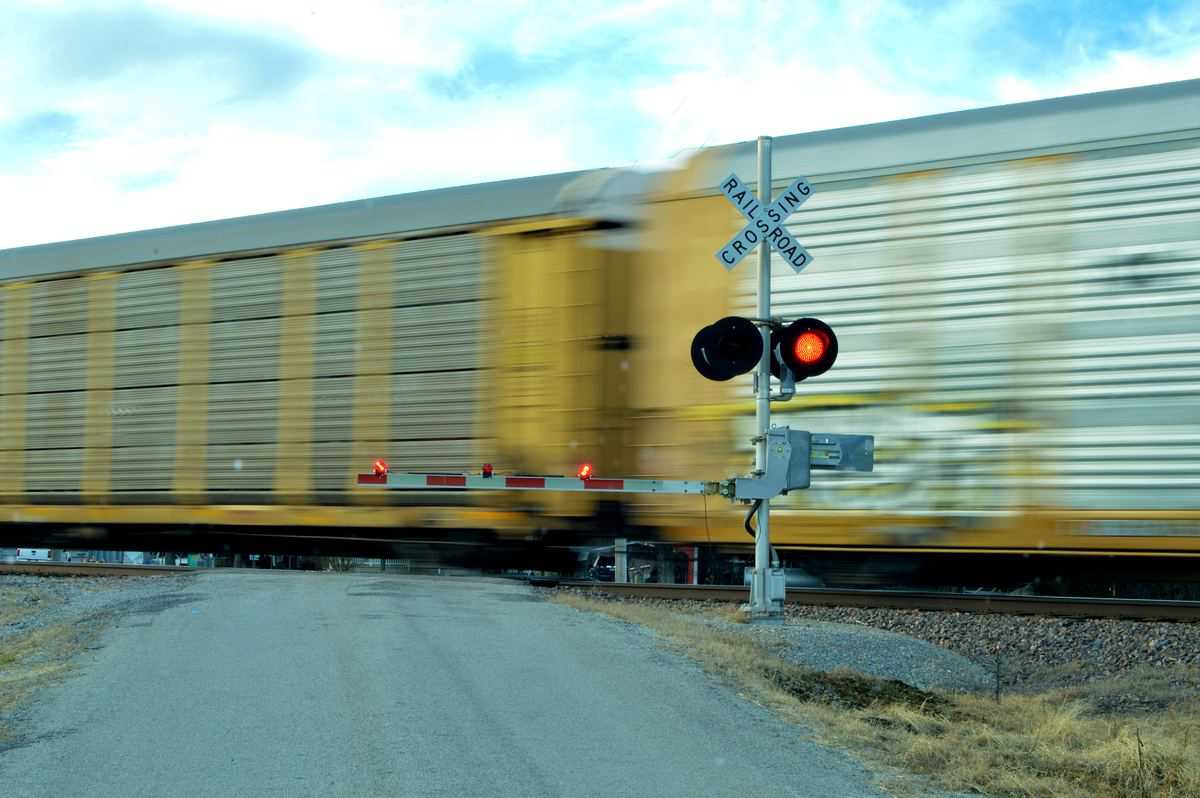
766,567 -> 787,601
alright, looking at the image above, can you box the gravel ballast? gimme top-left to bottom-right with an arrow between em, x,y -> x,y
782,603 -> 1200,693
553,588 -> 1200,705
727,617 -> 992,692
1,574 -> 196,641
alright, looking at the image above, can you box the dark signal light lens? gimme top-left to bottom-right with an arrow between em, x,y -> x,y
691,316 -> 764,381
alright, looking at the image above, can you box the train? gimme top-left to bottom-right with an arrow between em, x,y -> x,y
1,78 -> 1198,588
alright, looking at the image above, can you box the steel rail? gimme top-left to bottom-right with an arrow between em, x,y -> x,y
556,581 -> 1200,622
0,562 -> 192,577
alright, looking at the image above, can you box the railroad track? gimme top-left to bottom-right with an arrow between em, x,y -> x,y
0,561 -> 191,577
556,580 -> 1200,622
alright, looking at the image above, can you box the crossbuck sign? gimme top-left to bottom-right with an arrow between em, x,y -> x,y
714,174 -> 814,273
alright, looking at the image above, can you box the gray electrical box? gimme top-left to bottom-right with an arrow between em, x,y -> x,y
734,427 -> 810,499
785,429 -> 812,490
766,568 -> 787,601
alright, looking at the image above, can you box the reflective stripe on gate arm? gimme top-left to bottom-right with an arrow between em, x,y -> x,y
505,477 -> 544,489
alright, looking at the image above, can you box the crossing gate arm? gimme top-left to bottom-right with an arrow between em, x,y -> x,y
356,470 -> 720,496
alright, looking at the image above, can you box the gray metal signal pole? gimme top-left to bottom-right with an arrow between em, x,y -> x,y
750,135 -> 774,617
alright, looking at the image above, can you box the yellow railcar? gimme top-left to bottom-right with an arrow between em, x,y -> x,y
1,79 -> 1198,573
0,171 -> 640,549
627,79 -> 1200,563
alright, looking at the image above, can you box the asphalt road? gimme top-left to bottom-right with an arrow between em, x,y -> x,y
2,572 -> 888,797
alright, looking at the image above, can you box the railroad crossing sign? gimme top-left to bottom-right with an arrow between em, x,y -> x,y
714,173 -> 814,273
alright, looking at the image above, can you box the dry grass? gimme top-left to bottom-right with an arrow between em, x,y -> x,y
708,604 -> 750,624
553,592 -> 1200,798
0,586 -> 92,744
0,625 -> 87,743
806,693 -> 1200,798
1051,664 -> 1200,715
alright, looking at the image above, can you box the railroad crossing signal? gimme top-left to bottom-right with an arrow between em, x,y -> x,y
356,136 -> 874,624
715,173 -> 814,272
691,315 -> 839,385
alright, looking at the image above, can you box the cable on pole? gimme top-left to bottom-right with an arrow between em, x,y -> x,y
743,499 -> 762,539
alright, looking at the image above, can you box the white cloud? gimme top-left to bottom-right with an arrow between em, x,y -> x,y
0,99 -> 582,246
991,0 -> 1200,103
146,0 -> 460,67
0,0 -> 1197,249
995,49 -> 1200,104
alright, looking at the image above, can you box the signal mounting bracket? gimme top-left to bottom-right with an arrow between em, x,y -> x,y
732,426 -> 875,501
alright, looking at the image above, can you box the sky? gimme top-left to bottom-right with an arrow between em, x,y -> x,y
0,0 -> 1197,249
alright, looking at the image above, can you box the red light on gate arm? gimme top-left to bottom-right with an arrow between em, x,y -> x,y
482,463 -> 494,478
793,330 -> 829,365
373,459 -> 388,476
577,463 -> 593,480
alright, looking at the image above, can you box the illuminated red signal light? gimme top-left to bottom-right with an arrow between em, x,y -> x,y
793,329 -> 830,365
373,459 -> 388,476
771,318 -> 838,381
577,463 -> 594,480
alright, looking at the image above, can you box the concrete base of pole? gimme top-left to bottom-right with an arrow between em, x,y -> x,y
743,614 -> 785,625
743,568 -> 784,621
739,605 -> 785,624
